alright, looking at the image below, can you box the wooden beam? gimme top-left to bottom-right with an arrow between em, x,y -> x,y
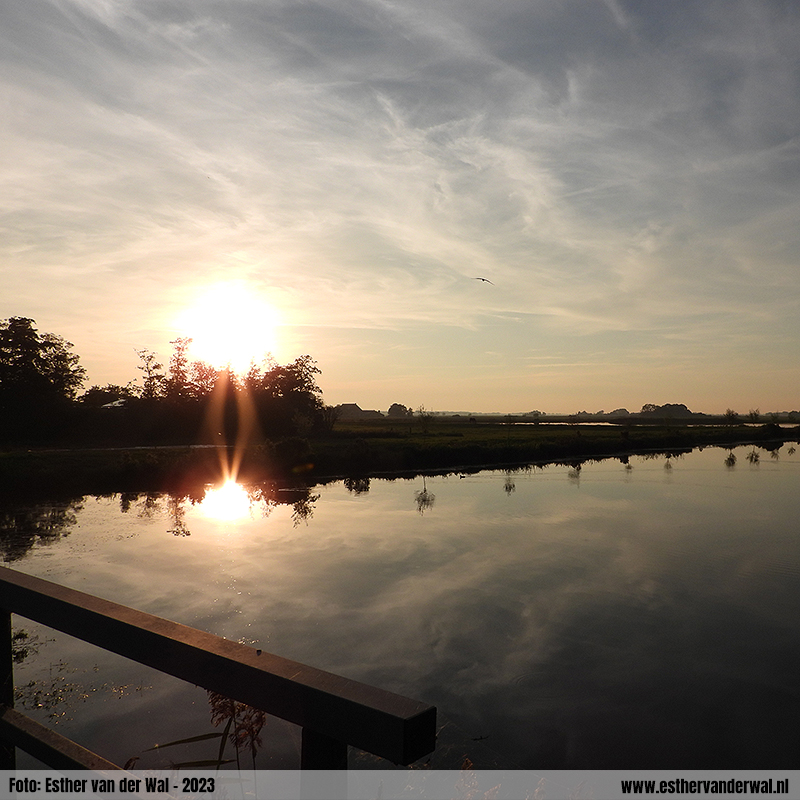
0,567 -> 436,765
0,705 -> 122,771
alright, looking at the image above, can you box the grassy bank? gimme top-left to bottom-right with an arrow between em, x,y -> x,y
312,418 -> 797,475
1,420 -> 797,498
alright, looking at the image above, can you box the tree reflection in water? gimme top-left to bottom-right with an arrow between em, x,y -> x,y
167,494 -> 191,536
0,497 -> 83,562
344,476 -> 370,495
414,475 -> 435,514
288,490 -> 319,526
113,482 -> 319,533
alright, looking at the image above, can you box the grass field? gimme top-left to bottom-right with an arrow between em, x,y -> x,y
1,419 -> 796,498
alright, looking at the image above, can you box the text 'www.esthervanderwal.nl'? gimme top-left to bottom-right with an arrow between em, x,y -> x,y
621,777 -> 791,796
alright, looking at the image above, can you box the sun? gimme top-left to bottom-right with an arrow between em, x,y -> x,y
175,281 -> 280,373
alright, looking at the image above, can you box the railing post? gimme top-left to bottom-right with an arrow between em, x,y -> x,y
0,609 -> 15,769
300,728 -> 347,800
300,727 -> 348,769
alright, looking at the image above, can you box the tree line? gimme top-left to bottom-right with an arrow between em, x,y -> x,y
0,316 -> 334,446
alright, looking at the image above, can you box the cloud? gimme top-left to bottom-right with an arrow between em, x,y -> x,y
1,0 -> 799,408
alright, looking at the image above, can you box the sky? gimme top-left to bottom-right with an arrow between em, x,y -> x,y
2,0 -> 799,414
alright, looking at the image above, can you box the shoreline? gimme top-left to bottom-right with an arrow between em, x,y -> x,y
1,422 -> 797,499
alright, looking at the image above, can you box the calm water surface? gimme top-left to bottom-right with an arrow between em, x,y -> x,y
2,444 -> 799,769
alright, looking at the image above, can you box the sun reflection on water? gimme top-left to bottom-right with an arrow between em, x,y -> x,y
200,480 -> 252,521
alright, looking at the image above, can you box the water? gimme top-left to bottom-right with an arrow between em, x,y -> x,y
2,444 -> 798,769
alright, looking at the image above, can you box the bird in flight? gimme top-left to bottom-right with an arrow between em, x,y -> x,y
473,277 -> 494,284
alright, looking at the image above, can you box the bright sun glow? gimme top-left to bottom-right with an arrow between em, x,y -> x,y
200,480 -> 252,521
175,281 -> 280,373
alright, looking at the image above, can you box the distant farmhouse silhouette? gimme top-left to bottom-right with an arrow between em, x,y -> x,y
336,403 -> 384,420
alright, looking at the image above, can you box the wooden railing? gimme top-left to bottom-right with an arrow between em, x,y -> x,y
0,565 -> 436,770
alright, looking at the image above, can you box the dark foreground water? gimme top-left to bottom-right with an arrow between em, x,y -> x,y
2,444 -> 798,769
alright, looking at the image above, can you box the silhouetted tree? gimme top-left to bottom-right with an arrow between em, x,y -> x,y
387,403 -> 412,417
0,317 -> 85,400
161,337 -> 224,404
243,355 -> 324,435
416,405 -> 434,433
245,355 -> 321,401
317,403 -> 340,433
189,359 -> 220,399
640,403 -> 692,417
723,408 -> 739,424
164,337 -> 193,400
0,317 -> 86,441
79,383 -> 136,407
118,341 -> 223,444
135,348 -> 165,399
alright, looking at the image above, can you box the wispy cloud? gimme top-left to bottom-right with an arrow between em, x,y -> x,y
2,0 -> 799,410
